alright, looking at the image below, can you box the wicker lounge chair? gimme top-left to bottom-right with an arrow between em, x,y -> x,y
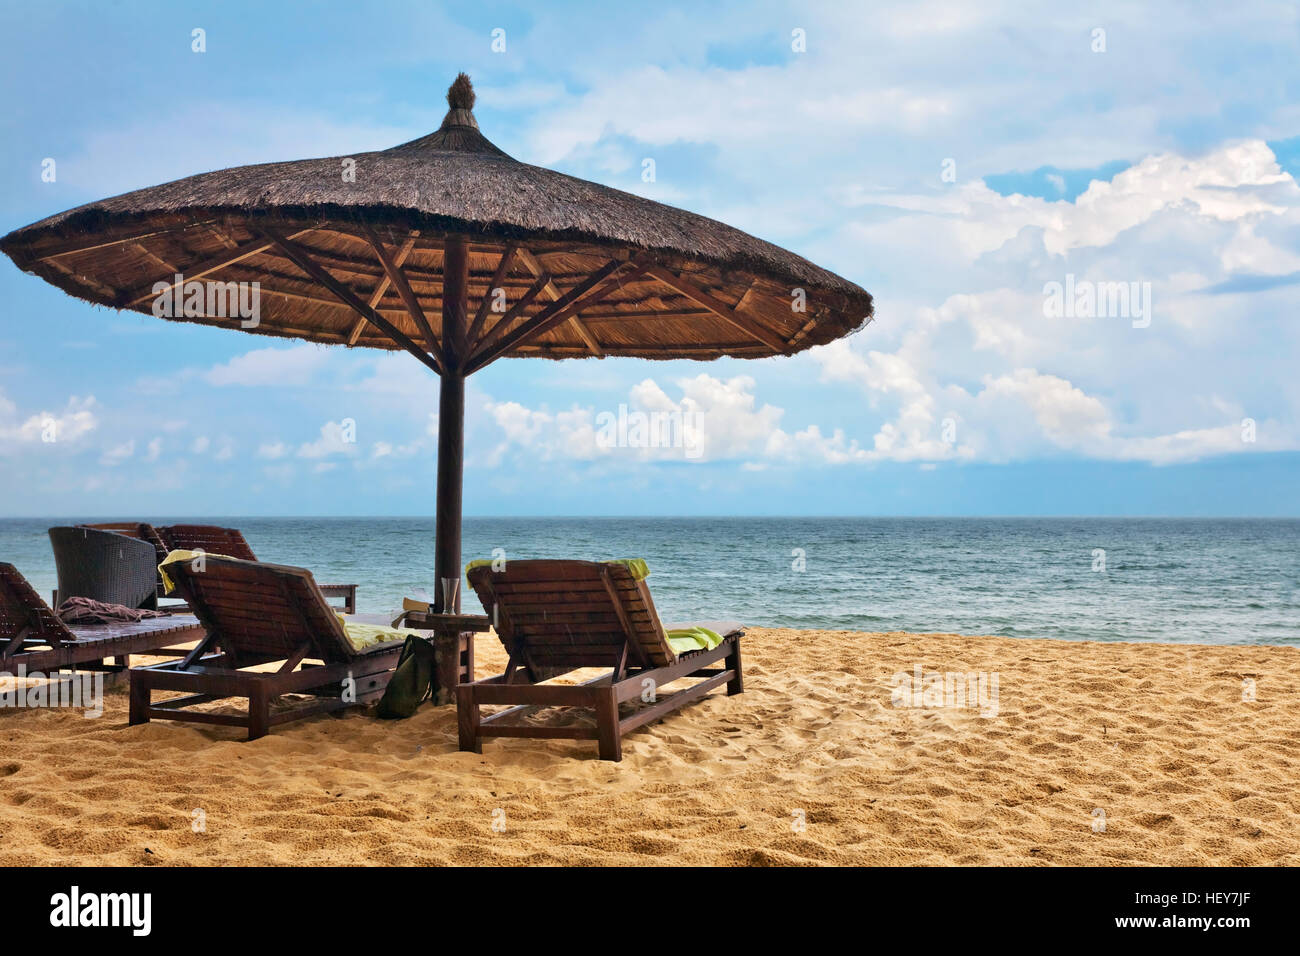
0,562 -> 203,676
77,522 -> 172,599
157,524 -> 357,613
458,559 -> 744,761
49,525 -> 162,610
128,555 -> 401,739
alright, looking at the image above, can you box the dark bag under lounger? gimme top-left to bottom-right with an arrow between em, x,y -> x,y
377,634 -> 439,719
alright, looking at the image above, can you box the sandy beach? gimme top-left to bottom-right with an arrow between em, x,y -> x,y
0,628 -> 1296,866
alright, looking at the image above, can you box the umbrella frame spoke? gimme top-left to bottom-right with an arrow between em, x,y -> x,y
466,272 -> 551,360
347,235 -> 416,345
465,259 -> 637,374
120,229 -> 313,307
258,227 -> 443,375
464,243 -> 519,349
360,225 -> 446,368
639,263 -> 788,355
515,248 -> 605,359
32,219 -> 221,261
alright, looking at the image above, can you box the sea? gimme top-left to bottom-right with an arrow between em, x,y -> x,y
1,517 -> 1296,645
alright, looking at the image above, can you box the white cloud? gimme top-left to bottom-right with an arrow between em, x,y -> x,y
100,439 -> 135,467
350,352 -> 439,403
967,369 -> 1286,464
811,340 -> 974,462
813,342 -> 1296,465
297,421 -> 359,459
765,425 -> 870,464
205,344 -> 330,387
805,138 -> 1300,466
849,141 -> 1298,260
484,402 -> 600,464
0,393 -> 99,447
368,429 -> 432,462
635,375 -> 784,461
485,374 -> 892,468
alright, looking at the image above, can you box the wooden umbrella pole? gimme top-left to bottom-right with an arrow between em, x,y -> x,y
434,237 -> 469,613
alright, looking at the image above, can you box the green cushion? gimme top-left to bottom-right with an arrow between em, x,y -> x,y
664,625 -> 723,654
605,558 -> 649,580
335,615 -> 418,651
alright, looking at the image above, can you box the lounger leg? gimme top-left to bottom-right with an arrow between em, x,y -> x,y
248,685 -> 270,741
128,673 -> 150,726
98,654 -> 129,688
595,687 -> 622,762
460,633 -> 474,684
726,640 -> 744,696
457,684 -> 481,753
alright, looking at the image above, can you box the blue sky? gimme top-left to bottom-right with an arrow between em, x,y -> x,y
1,1 -> 1298,517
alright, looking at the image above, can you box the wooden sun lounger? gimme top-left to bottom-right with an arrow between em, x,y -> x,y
157,524 -> 358,613
0,562 -> 203,677
459,560 -> 744,761
128,555 -> 401,740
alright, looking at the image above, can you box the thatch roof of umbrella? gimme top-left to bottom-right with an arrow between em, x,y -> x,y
2,75 -> 871,362
1,74 -> 875,609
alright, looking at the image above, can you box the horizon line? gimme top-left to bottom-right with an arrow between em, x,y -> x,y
3,514 -> 1298,521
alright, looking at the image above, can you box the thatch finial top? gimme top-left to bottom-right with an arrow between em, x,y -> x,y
447,73 -> 476,111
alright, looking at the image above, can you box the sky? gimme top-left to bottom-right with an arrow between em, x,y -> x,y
0,0 -> 1298,517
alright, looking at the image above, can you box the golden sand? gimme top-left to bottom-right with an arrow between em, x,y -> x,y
0,629 -> 1296,866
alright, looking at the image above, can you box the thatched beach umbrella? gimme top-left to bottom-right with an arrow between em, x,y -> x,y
1,75 -> 873,610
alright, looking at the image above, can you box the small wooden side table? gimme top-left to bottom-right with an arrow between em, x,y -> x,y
398,611 -> 490,705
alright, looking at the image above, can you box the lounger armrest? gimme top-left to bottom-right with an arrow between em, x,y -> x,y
317,583 -> 357,614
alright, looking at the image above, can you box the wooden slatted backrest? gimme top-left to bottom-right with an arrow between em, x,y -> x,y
80,522 -> 170,568
163,555 -> 354,665
0,562 -> 74,645
159,525 -> 258,562
466,560 -> 676,671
